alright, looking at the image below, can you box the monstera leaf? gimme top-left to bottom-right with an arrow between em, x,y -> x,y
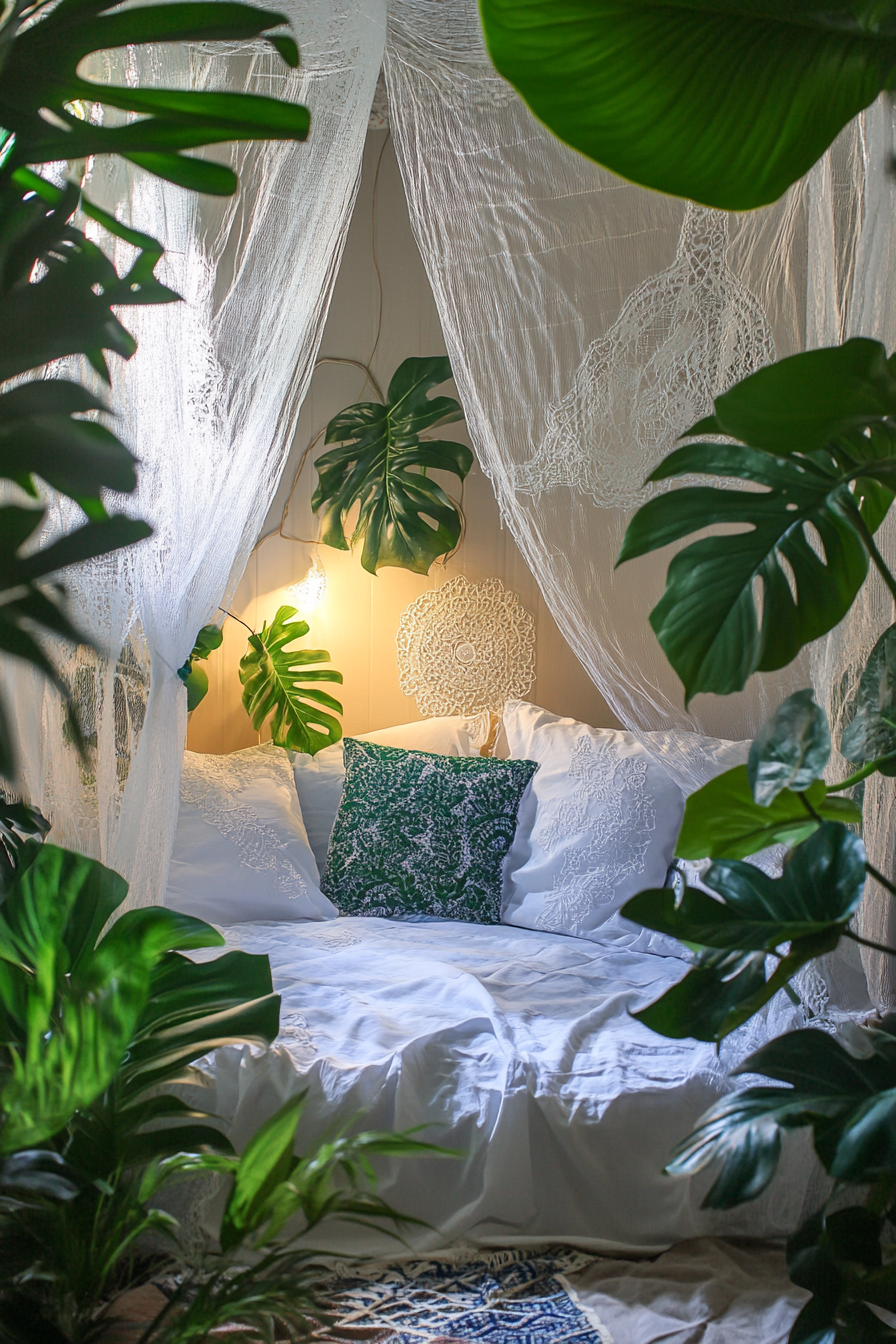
478,0 -> 896,210
617,340 -> 896,702
675,766 -> 860,861
312,357 -> 472,575
0,1 -> 305,195
177,623 -> 224,712
841,621 -> 896,776
240,606 -> 343,756
623,823 -> 866,1041
666,1021 -> 896,1208
0,845 -> 222,1152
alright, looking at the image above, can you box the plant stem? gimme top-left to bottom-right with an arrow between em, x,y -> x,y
855,510 -> 896,608
827,753 -> 896,791
218,605 -> 254,636
866,862 -> 896,899
844,928 -> 896,957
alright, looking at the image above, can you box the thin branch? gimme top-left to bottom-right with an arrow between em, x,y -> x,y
827,752 -> 896,792
866,861 -> 896,900
854,508 -> 896,608
844,928 -> 896,957
218,605 -> 254,636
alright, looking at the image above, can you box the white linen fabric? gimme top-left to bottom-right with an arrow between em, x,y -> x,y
198,917 -> 818,1255
7,0 -> 386,912
166,745 -> 336,925
501,701 -> 684,946
292,716 -> 478,871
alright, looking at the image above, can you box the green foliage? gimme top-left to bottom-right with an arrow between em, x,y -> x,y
748,689 -> 832,806
841,621 -> 896,775
786,1207 -> 896,1343
176,623 -> 224,712
0,843 -> 224,1153
666,1022 -> 896,1205
0,800 -> 48,894
0,0 -> 309,784
312,356 -> 472,575
240,605 -> 343,756
623,823 -> 867,1041
618,339 -> 896,702
675,765 -> 860,862
478,0 -> 896,210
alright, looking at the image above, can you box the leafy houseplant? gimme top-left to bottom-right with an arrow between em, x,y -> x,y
311,355 -> 473,576
239,605 -> 344,755
613,344 -> 896,1340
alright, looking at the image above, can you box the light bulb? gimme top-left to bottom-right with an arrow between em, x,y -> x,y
288,551 -> 327,614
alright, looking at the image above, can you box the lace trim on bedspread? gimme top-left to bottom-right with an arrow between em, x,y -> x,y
180,746 -> 309,898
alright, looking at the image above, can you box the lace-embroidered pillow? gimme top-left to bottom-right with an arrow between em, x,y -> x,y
321,738 -> 537,924
501,701 -> 684,944
166,744 -> 337,926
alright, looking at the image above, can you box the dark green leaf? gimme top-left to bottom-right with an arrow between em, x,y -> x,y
675,765 -> 860,861
0,1149 -> 80,1205
220,1094 -> 304,1252
0,381 -> 138,501
748,689 -> 831,805
478,0 -> 896,210
312,356 -> 471,575
624,822 -> 866,1040
617,341 -> 896,701
177,623 -> 223,710
0,801 -> 49,896
239,606 -> 343,756
841,621 -> 896,775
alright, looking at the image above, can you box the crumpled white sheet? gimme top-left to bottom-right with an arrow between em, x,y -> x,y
566,1238 -> 808,1344
203,916 -> 818,1255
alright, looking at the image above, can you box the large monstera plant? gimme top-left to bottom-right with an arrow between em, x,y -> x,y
478,0 -> 896,211
0,0 -> 310,786
311,355 -> 473,576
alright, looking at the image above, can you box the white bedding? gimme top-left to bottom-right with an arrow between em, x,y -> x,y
202,917 -> 817,1255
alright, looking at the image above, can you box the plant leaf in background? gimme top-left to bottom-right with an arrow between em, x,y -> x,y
312,356 -> 473,575
240,606 -> 343,756
747,690 -> 831,806
617,340 -> 896,702
675,765 -> 860,862
841,620 -> 896,775
478,0 -> 896,210
0,802 -> 48,896
177,623 -> 224,712
666,1022 -> 896,1208
623,823 -> 867,1041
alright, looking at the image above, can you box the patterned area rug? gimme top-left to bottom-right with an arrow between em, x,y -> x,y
316,1249 -> 610,1343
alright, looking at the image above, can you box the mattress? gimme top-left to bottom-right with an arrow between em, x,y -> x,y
196,916 -> 818,1254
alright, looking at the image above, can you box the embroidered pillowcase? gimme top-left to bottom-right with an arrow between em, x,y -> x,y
166,743 -> 337,925
500,701 -> 684,942
321,738 -> 538,924
292,715 -> 480,872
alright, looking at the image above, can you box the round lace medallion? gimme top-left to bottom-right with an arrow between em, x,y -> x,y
396,576 -> 536,716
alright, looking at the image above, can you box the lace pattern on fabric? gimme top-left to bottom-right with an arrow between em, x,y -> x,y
516,206 -> 776,509
180,747 -> 309,898
535,736 -> 656,936
396,576 -> 536,716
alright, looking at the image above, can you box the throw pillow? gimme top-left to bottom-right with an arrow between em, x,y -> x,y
501,701 -> 684,940
166,743 -> 337,925
292,715 -> 480,872
321,738 -> 538,924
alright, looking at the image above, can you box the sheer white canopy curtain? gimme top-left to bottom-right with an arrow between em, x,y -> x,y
8,0 -> 385,910
384,0 -> 896,1002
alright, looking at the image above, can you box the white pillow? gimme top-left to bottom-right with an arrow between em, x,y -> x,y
641,728 -> 750,795
292,716 -> 478,872
500,701 -> 685,943
166,744 -> 337,925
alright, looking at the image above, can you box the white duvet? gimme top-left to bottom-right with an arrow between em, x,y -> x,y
202,917 -> 817,1254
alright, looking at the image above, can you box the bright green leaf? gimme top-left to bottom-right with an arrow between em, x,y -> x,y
177,623 -> 224,711
312,356 -> 472,576
675,765 -> 860,861
748,689 -> 831,806
478,0 -> 896,210
239,606 -> 343,756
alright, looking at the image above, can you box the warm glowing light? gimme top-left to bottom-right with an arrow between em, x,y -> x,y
288,551 -> 327,614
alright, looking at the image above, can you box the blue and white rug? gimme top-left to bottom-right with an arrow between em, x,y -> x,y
320,1248 -> 611,1343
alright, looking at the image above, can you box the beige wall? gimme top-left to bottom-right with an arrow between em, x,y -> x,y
187,130 -> 618,755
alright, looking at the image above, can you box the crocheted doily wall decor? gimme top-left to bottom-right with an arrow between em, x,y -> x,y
396,576 -> 536,716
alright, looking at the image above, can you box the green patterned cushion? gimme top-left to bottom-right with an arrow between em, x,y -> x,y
321,738 -> 538,924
